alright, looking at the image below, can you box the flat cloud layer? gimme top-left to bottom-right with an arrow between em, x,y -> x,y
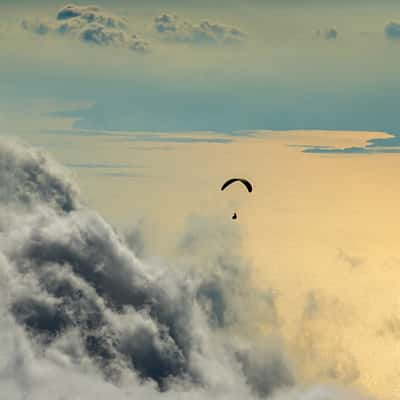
21,4 -> 149,53
0,137 -> 372,399
154,14 -> 246,45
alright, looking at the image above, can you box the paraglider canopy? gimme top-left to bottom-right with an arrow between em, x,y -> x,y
220,178 -> 253,193
220,178 -> 253,221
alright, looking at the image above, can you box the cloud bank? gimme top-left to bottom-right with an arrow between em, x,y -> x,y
153,14 -> 246,45
21,4 -> 247,52
0,137 -> 372,399
21,4 -> 149,53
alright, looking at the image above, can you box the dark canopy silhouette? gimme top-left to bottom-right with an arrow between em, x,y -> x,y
220,178 -> 253,193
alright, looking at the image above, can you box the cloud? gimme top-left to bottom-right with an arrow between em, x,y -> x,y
21,18 -> 53,35
21,3 -> 149,53
337,249 -> 365,269
301,130 -> 400,154
20,5 -> 247,53
153,14 -> 246,45
0,138 -> 79,212
314,28 -> 338,40
56,4 -> 128,30
294,291 -> 360,385
0,137 -> 373,399
377,314 -> 400,339
385,22 -> 400,39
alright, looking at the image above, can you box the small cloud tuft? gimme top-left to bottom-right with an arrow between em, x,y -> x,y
385,22 -> 400,39
315,28 -> 338,40
21,18 -> 54,35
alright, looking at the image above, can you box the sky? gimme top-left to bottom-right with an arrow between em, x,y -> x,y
2,1 -> 400,400
3,0 -> 400,142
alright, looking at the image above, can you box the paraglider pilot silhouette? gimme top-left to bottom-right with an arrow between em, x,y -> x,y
220,178 -> 253,220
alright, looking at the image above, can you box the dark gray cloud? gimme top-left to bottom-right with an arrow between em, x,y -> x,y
0,137 -> 373,399
21,3 -> 149,53
385,22 -> 400,39
154,14 -> 246,45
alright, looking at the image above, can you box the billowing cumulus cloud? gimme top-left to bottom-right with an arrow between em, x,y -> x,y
385,22 -> 400,39
56,4 -> 128,30
0,137 -> 372,399
21,4 -> 149,53
154,14 -> 246,45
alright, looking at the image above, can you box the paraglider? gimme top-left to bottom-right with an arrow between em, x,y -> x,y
220,178 -> 253,220
220,178 -> 253,193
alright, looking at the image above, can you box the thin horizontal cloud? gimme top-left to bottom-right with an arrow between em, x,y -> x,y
65,163 -> 136,169
97,172 -> 151,178
300,131 -> 400,154
44,128 -> 234,143
302,145 -> 400,155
